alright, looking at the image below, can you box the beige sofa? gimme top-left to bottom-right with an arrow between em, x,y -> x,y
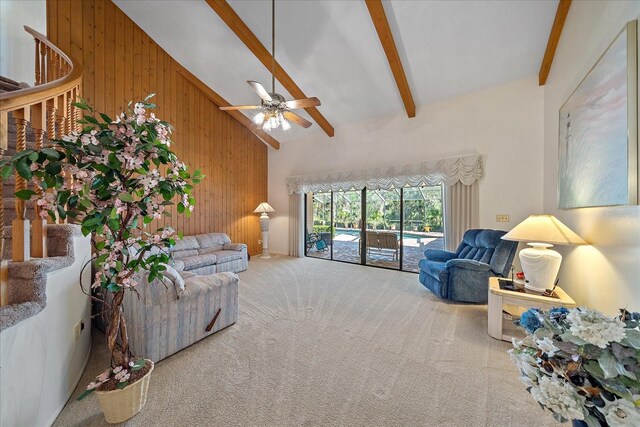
171,232 -> 248,275
121,232 -> 246,362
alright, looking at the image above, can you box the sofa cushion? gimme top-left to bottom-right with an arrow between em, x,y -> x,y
214,250 -> 243,264
172,235 -> 200,251
195,233 -> 231,251
172,249 -> 199,259
181,254 -> 218,271
182,272 -> 239,299
198,247 -> 218,255
173,259 -> 185,272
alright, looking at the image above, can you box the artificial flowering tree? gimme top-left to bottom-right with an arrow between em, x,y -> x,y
1,95 -> 203,395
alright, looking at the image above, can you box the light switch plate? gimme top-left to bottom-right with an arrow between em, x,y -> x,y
496,214 -> 510,223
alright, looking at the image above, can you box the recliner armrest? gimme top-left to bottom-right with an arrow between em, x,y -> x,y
223,243 -> 247,252
425,249 -> 457,262
445,259 -> 491,271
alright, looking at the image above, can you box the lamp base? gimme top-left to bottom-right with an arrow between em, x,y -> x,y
519,243 -> 562,292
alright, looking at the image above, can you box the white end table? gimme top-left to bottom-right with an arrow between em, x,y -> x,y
487,277 -> 576,342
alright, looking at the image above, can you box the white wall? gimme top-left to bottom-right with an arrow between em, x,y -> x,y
0,236 -> 92,427
543,1 -> 640,314
268,76 -> 545,256
0,0 -> 46,84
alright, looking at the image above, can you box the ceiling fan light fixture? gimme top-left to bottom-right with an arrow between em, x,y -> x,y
221,0 -> 320,134
254,112 -> 265,125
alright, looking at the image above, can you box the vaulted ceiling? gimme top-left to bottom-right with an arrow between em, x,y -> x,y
113,0 -> 559,145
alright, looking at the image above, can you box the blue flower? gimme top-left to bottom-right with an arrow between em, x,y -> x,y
520,309 -> 542,334
549,307 -> 570,321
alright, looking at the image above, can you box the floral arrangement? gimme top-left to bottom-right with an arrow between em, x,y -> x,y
510,307 -> 640,426
1,95 -> 202,396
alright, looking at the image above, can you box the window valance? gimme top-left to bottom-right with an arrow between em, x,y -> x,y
286,154 -> 483,195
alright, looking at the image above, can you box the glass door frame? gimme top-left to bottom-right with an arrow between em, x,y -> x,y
304,186 -> 443,273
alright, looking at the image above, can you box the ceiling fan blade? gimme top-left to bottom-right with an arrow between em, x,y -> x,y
284,97 -> 321,109
219,105 -> 261,111
247,80 -> 272,102
284,111 -> 312,128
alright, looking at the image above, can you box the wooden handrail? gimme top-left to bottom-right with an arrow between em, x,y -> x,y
0,26 -> 82,113
0,25 -> 83,264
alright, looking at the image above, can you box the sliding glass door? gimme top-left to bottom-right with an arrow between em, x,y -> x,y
307,192 -> 331,260
401,186 -> 444,272
332,190 -> 361,264
365,189 -> 400,269
304,186 -> 444,272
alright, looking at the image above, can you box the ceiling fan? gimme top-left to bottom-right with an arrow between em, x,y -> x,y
220,0 -> 321,132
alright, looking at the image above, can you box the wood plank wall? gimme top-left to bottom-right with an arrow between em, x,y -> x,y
46,0 -> 267,255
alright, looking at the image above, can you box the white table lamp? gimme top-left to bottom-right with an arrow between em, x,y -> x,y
501,215 -> 587,292
254,202 -> 275,258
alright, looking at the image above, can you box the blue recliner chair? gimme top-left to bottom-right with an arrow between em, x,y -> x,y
418,229 -> 518,303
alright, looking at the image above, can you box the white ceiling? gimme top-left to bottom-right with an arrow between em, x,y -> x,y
113,0 -> 558,143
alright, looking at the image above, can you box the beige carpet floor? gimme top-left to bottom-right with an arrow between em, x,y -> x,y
54,255 -> 558,426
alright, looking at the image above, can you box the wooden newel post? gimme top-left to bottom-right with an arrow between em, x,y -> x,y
12,109 -> 31,262
30,103 -> 47,258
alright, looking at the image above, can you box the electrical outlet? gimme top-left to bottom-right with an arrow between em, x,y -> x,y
496,214 -> 510,223
73,321 -> 82,340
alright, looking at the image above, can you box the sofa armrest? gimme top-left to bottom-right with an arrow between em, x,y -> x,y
425,249 -> 457,262
223,243 -> 247,252
445,259 -> 491,271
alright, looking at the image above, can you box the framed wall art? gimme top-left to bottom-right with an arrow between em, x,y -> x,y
558,20 -> 638,209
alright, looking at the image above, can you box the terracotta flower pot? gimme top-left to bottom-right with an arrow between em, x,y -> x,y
95,360 -> 154,424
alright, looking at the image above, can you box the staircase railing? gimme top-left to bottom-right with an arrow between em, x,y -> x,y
0,26 -> 82,265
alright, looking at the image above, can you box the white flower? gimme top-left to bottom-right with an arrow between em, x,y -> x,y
530,375 -> 585,421
598,399 -> 640,427
536,337 -> 560,357
113,366 -> 123,374
86,382 -> 98,390
119,373 -> 130,383
566,308 -> 626,348
97,370 -> 110,382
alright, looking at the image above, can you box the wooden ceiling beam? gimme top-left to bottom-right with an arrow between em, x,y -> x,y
365,0 -> 415,118
539,0 -> 572,86
175,64 -> 280,150
206,0 -> 335,137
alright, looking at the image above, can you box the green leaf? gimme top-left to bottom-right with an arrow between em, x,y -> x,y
99,113 -> 113,123
1,165 -> 12,179
177,203 -> 185,214
84,115 -> 99,125
622,329 -> 640,349
45,162 -> 62,176
559,332 -> 588,346
144,93 -> 156,101
116,381 -> 127,390
76,388 -> 94,401
14,189 -> 36,200
598,351 -> 620,379
82,216 -> 103,229
41,148 -> 60,159
28,152 -> 39,162
108,218 -> 120,231
118,193 -> 135,203
15,160 -> 32,180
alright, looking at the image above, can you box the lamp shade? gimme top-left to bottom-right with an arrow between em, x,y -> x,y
501,214 -> 587,246
254,202 -> 275,214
